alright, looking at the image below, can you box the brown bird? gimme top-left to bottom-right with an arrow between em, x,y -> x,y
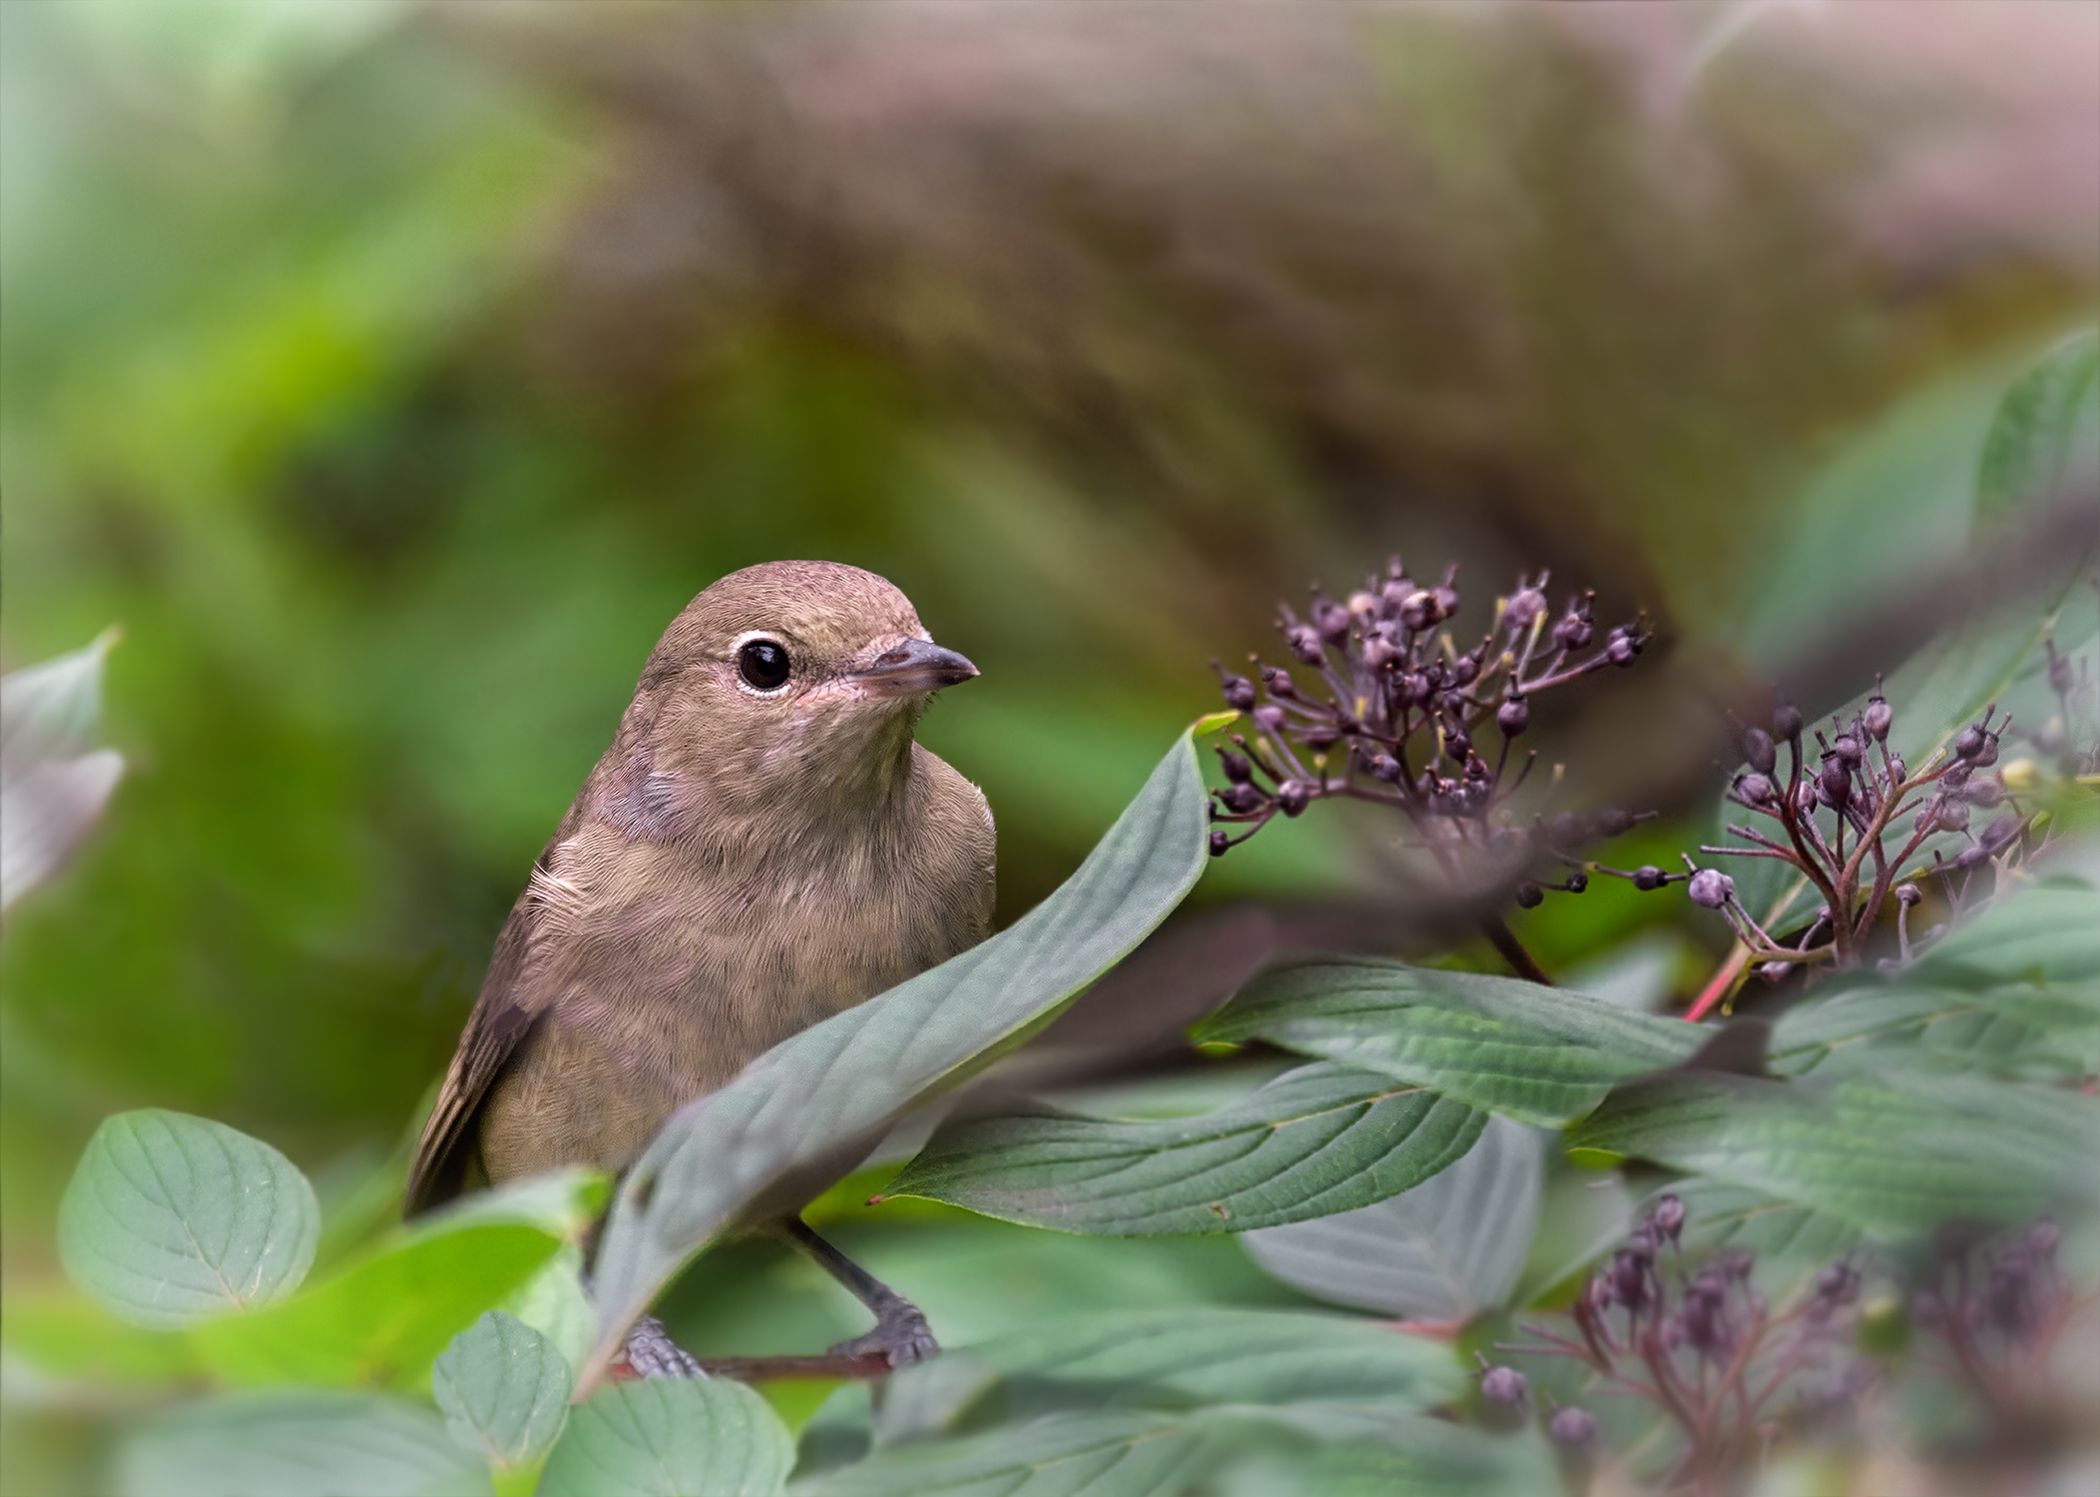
406,561 -> 992,1374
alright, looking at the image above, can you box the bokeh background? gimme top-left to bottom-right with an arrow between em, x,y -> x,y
3,2 -> 2096,1490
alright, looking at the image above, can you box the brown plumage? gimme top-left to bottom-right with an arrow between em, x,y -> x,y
406,562 -> 993,1248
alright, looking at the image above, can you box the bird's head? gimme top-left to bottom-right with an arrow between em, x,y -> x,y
627,560 -> 978,816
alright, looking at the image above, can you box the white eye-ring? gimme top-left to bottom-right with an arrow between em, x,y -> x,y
731,631 -> 794,697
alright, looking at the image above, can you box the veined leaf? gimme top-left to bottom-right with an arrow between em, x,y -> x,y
792,1410 -> 1203,1497
58,1109 -> 319,1330
1976,328 -> 2099,521
1568,1070 -> 2097,1236
431,1311 -> 571,1471
1241,1116 -> 1544,1320
882,1062 -> 1487,1236
538,1379 -> 793,1497
585,729 -> 1211,1386
870,1307 -> 1465,1447
114,1390 -> 487,1497
189,1168 -> 603,1392
1196,960 -> 1701,1127
1770,984 -> 2100,1081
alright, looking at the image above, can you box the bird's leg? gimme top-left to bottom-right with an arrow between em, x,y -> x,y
618,1315 -> 707,1379
778,1217 -> 940,1368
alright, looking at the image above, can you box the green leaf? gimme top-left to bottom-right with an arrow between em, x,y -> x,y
189,1168 -> 602,1392
586,730 -> 1210,1384
792,1411 -> 1204,1497
1196,960 -> 1702,1127
872,1308 -> 1465,1446
431,1311 -> 571,1471
1,628 -> 125,911
1213,1421 -> 1557,1497
58,1109 -> 320,1329
113,1390 -> 488,1497
1652,1179 -> 1863,1300
1976,329 -> 2100,521
537,1379 -> 794,1497
1768,882 -> 2100,1080
1568,1071 -> 2098,1236
1241,1116 -> 1544,1320
882,1062 -> 1486,1236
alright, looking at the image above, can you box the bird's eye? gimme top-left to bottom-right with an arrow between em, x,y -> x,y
736,638 -> 792,692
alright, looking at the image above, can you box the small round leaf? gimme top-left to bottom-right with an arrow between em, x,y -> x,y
432,1311 -> 572,1469
537,1379 -> 793,1497
59,1109 -> 320,1328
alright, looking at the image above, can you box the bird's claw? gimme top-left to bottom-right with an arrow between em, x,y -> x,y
622,1315 -> 707,1379
828,1302 -> 939,1368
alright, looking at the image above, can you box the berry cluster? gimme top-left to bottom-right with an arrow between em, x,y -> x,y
1502,1195 -> 1870,1489
1911,1220 -> 2080,1429
1681,685 -> 2030,973
1206,558 -> 1653,911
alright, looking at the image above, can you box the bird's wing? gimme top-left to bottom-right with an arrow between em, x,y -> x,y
404,833 -> 571,1216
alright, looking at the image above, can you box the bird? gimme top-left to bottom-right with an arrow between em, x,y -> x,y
405,560 -> 992,1376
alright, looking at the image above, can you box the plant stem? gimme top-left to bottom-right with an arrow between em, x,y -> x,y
1482,915 -> 1552,985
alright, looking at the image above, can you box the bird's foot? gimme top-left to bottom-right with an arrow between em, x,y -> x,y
827,1299 -> 939,1368
620,1315 -> 707,1379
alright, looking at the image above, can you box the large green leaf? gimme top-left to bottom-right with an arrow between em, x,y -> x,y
1976,328 -> 2100,521
58,1109 -> 320,1329
1240,1116 -> 1544,1321
114,1391 -> 488,1497
870,1308 -> 1464,1446
189,1168 -> 603,1391
585,729 -> 1211,1384
537,1379 -> 794,1497
1768,881 -> 2100,1080
1212,1421 -> 1557,1497
881,1062 -> 1486,1236
1568,1070 -> 2097,1236
1196,960 -> 1701,1127
431,1311 -> 571,1471
793,1411 -> 1204,1497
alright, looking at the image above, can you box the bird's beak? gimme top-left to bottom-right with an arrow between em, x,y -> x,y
851,638 -> 980,698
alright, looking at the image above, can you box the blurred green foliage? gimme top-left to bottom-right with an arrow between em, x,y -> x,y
2,3 -> 2096,1492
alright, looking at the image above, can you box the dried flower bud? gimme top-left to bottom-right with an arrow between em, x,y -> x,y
1549,1406 -> 1599,1447
1208,830 -> 1230,857
1926,796 -> 1970,834
1505,586 -> 1546,631
1262,666 -> 1299,700
1963,775 -> 2005,808
1735,772 -> 1774,806
1632,865 -> 1668,891
1956,724 -> 1988,760
1448,654 -> 1479,687
1833,733 -> 1864,766
1369,753 -> 1402,782
1479,1364 -> 1529,1407
1607,634 -> 1638,667
1553,613 -> 1593,650
1864,693 -> 1893,742
1362,637 -> 1398,670
1896,883 -> 1922,908
1219,750 -> 1253,784
1818,758 -> 1852,809
1221,674 -> 1257,711
1515,881 -> 1544,909
1312,598 -> 1350,641
1773,699 -> 1804,740
1652,1194 -> 1686,1241
1399,591 -> 1438,630
1285,624 -> 1325,665
1254,704 -> 1286,733
1563,871 -> 1589,894
1433,583 -> 1461,618
1276,781 -> 1312,817
1497,697 -> 1531,737
1688,868 -> 1734,908
1741,725 -> 1776,775
1219,783 -> 1264,814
